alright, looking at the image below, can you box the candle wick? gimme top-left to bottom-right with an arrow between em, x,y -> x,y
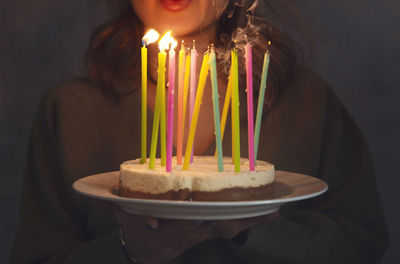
267,41 -> 271,52
233,40 -> 238,51
193,39 -> 196,49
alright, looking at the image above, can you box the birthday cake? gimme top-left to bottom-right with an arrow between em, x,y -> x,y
119,156 -> 275,201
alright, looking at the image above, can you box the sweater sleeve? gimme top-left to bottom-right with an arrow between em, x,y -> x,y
226,88 -> 388,264
10,92 -> 126,264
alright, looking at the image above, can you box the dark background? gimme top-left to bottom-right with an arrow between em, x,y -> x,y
1,0 -> 399,263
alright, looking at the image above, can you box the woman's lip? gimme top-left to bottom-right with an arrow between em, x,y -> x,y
160,0 -> 192,12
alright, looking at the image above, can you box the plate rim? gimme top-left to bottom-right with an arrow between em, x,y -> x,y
73,170 -> 328,207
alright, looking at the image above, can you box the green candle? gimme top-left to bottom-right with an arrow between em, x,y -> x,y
209,47 -> 224,172
254,48 -> 271,162
231,48 -> 241,172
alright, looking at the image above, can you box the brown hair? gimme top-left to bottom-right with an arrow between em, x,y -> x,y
86,0 -> 310,109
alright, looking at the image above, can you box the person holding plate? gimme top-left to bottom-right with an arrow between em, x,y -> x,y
11,0 -> 388,263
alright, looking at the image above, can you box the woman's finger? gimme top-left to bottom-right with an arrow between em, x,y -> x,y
145,218 -> 159,230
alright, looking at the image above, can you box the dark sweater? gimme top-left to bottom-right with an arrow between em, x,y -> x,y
10,68 -> 388,263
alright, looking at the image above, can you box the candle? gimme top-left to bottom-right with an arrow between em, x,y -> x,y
182,53 -> 191,135
177,42 -> 186,166
149,32 -> 169,169
141,45 -> 147,164
255,43 -> 271,162
149,52 -> 166,169
231,67 -> 235,164
160,64 -> 167,167
231,48 -> 241,172
183,51 -> 210,170
141,29 -> 159,164
165,33 -> 177,172
209,46 -> 224,172
189,40 -> 198,163
245,43 -> 255,171
215,66 -> 232,157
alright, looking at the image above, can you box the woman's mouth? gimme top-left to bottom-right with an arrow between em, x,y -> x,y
160,0 -> 192,12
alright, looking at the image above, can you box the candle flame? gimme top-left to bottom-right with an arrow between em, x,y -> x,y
142,29 -> 160,46
158,31 -> 177,52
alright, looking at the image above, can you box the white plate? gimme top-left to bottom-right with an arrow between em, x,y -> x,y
73,171 -> 328,220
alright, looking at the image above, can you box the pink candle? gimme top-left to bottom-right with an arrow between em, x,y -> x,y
177,42 -> 185,166
189,40 -> 198,163
245,44 -> 255,171
167,43 -> 177,172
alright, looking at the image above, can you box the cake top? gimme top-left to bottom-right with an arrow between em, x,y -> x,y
120,156 -> 274,193
121,156 -> 273,178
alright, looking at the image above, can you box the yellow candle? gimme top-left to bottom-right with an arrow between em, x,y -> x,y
141,30 -> 160,164
141,46 -> 147,164
182,53 -> 191,132
214,66 -> 232,157
160,53 -> 167,167
231,49 -> 240,172
177,43 -> 186,166
149,51 -> 166,169
183,51 -> 210,170
231,69 -> 235,164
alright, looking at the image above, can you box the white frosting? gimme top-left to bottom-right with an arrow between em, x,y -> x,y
120,156 -> 275,194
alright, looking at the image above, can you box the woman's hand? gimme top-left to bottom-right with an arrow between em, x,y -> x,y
114,211 -> 217,264
94,199 -> 278,262
115,210 -> 279,263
